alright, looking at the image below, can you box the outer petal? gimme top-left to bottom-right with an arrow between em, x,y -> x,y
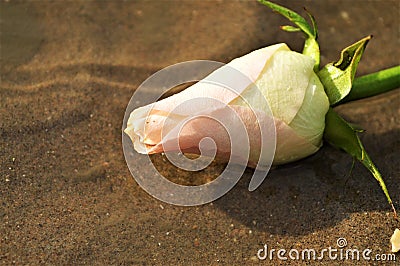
231,50 -> 316,125
289,73 -> 329,147
273,119 -> 320,164
124,104 -> 153,154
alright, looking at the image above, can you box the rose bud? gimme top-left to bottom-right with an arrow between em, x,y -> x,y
124,43 -> 329,167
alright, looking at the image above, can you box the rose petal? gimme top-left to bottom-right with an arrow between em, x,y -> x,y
273,119 -> 320,164
289,73 -> 329,147
231,49 -> 316,125
391,228 -> 400,253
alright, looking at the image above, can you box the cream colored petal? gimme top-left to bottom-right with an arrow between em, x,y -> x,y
273,119 -> 321,165
391,228 -> 400,253
125,104 -> 187,154
124,104 -> 153,154
289,73 -> 329,147
227,43 -> 290,83
232,50 -> 316,125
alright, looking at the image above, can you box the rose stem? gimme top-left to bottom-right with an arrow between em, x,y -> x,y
337,65 -> 400,104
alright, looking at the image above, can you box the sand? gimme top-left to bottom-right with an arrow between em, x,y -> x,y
1,0 -> 399,264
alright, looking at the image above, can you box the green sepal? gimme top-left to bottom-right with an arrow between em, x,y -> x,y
318,36 -> 371,105
323,108 -> 396,215
258,0 -> 320,71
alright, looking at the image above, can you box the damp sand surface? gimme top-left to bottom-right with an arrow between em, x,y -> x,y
1,1 -> 399,264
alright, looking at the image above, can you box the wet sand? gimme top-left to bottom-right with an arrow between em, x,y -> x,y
1,1 -> 399,264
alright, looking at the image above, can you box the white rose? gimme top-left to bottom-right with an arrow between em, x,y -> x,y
124,43 -> 329,166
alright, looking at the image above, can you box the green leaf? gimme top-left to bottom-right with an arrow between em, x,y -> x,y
318,36 -> 371,105
323,108 -> 396,216
258,0 -> 320,71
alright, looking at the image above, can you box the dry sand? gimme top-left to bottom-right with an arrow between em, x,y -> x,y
1,0 -> 399,264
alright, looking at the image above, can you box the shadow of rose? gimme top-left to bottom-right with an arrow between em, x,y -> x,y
212,130 -> 399,236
